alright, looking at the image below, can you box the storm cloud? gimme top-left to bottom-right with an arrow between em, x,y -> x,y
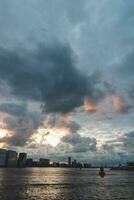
0,0 -> 133,161
0,103 -> 27,116
0,42 -> 109,114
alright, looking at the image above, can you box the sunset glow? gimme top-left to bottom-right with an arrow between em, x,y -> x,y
0,0 -> 133,164
83,99 -> 97,112
0,130 -> 7,139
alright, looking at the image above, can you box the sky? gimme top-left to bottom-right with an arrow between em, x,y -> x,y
0,0 -> 134,163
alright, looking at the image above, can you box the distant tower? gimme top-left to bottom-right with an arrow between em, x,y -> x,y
72,160 -> 77,168
18,153 -> 27,168
68,157 -> 71,167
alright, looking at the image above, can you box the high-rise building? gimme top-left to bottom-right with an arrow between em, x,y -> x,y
68,157 -> 71,167
6,150 -> 18,167
39,158 -> 50,167
18,153 -> 27,167
72,160 -> 77,168
0,149 -> 8,167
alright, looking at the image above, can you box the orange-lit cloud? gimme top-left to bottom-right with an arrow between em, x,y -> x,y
32,115 -> 77,147
83,99 -> 97,112
43,114 -> 79,134
83,94 -> 131,119
104,95 -> 131,113
43,118 -> 70,133
0,122 -> 9,139
60,114 -> 72,122
111,95 -> 130,113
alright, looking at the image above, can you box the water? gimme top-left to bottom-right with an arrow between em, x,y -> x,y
0,168 -> 133,200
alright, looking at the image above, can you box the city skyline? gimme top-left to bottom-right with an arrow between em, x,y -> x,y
0,148 -> 92,168
1,148 -> 133,168
0,0 -> 134,163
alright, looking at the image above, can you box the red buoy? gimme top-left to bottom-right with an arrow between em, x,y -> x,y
99,167 -> 106,177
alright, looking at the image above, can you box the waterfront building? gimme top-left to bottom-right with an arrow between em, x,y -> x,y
39,158 -> 50,167
26,158 -> 33,167
18,153 -> 27,167
68,157 -> 71,167
60,163 -> 68,167
127,162 -> 134,166
33,161 -> 39,167
72,160 -> 77,168
52,162 -> 60,167
0,149 -> 7,167
6,150 -> 18,167
83,163 -> 91,168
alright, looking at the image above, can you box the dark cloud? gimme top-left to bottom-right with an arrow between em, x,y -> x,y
59,132 -> 97,153
0,42 -> 111,114
0,103 -> 41,146
0,103 -> 27,116
0,0 -> 133,161
115,50 -> 134,106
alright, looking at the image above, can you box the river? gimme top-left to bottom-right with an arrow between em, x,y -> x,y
0,168 -> 133,200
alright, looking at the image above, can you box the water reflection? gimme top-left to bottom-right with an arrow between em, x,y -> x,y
0,168 -> 133,200
0,168 -> 31,200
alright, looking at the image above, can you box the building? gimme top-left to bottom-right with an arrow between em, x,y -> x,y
60,163 -> 68,167
83,163 -> 91,168
127,162 -> 134,166
32,161 -> 39,167
6,150 -> 18,167
18,153 -> 27,167
52,162 -> 60,167
72,160 -> 77,168
68,157 -> 71,167
39,158 -> 50,167
26,159 -> 33,167
0,149 -> 8,167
